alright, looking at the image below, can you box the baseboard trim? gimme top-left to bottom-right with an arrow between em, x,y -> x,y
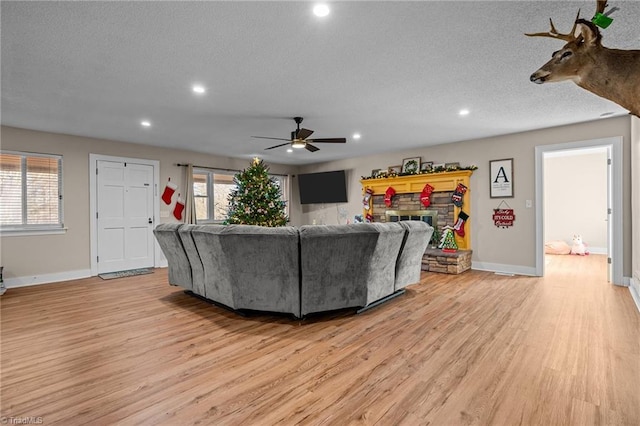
630,277 -> 640,313
471,262 -> 537,277
4,269 -> 92,288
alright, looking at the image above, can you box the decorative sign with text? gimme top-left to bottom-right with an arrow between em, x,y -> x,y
493,200 -> 515,228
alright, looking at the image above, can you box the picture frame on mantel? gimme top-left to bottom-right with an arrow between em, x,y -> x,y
490,158 -> 514,198
402,157 -> 421,174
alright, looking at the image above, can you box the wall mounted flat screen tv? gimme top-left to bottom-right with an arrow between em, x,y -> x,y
298,170 -> 348,204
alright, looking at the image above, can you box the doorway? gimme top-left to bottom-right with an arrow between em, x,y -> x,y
89,154 -> 161,275
535,137 -> 624,285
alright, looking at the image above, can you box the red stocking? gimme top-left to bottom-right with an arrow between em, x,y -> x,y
363,188 -> 374,208
420,184 -> 434,207
162,179 -> 178,205
173,195 -> 185,221
453,211 -> 469,237
384,186 -> 396,207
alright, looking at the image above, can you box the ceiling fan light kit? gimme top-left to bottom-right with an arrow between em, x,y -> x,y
252,116 -> 347,153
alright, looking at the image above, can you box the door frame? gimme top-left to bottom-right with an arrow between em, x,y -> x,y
89,154 -> 161,276
535,136 -> 624,285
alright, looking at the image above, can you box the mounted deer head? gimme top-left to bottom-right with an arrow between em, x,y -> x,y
526,1 -> 640,117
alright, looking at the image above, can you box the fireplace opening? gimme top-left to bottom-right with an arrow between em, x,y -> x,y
385,209 -> 438,227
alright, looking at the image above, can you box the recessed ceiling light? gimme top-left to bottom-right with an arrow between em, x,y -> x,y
459,109 -> 470,116
287,148 -> 293,153
313,4 -> 330,17
192,84 -> 206,94
140,120 -> 151,127
353,133 -> 361,140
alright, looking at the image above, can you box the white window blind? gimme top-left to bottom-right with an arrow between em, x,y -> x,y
0,151 -> 63,230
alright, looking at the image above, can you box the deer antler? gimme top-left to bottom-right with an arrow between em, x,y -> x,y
525,10 -> 581,42
596,1 -> 608,16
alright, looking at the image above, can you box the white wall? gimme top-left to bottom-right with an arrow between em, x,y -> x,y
543,149 -> 608,252
295,116 -> 633,277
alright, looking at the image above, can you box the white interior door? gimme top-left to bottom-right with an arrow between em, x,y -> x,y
97,160 -> 155,273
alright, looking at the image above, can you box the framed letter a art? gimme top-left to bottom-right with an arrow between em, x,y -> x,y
490,158 -> 513,198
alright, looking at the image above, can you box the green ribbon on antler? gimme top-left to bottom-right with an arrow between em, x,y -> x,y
592,6 -> 619,29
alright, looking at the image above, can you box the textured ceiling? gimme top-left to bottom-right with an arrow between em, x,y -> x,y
2,1 -> 639,165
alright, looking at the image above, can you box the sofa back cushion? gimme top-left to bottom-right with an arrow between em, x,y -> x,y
300,223 -> 381,315
191,224 -> 300,315
395,221 -> 433,289
153,223 -> 192,289
178,224 -> 212,297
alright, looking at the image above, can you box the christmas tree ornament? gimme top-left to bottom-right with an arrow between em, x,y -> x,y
384,186 -> 396,207
173,194 -> 185,221
161,178 -> 178,205
451,183 -> 467,207
453,211 -> 469,237
438,226 -> 458,252
420,183 -> 435,207
363,187 -> 374,208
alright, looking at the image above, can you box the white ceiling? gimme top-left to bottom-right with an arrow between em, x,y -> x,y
2,1 -> 639,165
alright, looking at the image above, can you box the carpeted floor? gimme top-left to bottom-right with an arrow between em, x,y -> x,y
98,268 -> 153,280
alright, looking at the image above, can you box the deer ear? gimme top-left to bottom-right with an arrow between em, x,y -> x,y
576,21 -> 600,46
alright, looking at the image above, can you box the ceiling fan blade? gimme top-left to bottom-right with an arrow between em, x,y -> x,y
265,142 -> 292,150
305,143 -> 320,152
296,128 -> 314,140
307,137 -> 347,144
252,136 -> 291,141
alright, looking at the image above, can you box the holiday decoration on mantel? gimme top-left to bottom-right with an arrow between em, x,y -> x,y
384,186 -> 396,207
451,183 -> 467,207
361,164 -> 477,179
225,158 -> 288,227
438,226 -> 458,252
493,201 -> 515,228
453,211 -> 469,237
420,183 -> 435,207
162,178 -> 178,205
363,187 -> 374,208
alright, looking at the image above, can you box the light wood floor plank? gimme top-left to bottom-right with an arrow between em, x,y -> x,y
1,254 -> 638,425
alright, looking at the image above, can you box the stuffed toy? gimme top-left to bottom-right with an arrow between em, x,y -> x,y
570,235 -> 589,256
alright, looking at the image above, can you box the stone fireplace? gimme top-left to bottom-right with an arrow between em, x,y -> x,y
360,170 -> 474,273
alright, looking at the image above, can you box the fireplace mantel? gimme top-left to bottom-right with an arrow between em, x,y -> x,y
360,170 -> 473,250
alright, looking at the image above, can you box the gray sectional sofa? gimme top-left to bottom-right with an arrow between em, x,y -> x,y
154,221 -> 433,319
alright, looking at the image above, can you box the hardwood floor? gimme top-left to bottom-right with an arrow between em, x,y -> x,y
1,254 -> 638,425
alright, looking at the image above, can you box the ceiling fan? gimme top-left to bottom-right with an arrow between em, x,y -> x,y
252,117 -> 346,152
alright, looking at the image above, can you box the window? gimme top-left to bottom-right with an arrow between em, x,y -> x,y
193,169 -> 237,223
192,168 -> 290,223
0,151 -> 63,232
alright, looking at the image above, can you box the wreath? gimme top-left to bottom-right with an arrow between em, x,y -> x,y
403,160 -> 418,174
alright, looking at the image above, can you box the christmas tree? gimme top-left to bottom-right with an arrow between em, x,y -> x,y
225,158 -> 288,227
438,226 -> 458,252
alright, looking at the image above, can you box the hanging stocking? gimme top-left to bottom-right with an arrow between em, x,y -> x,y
384,186 -> 396,207
365,213 -> 374,223
451,183 -> 467,207
453,211 -> 469,237
420,183 -> 435,207
173,194 -> 185,221
162,178 -> 178,205
363,188 -> 374,208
